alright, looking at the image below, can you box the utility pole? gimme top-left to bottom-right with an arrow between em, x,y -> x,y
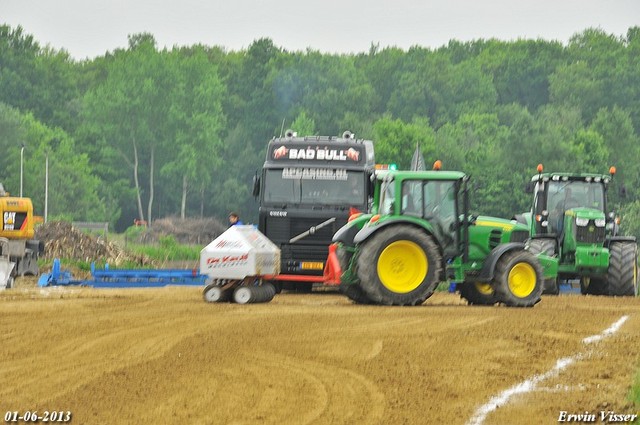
20,144 -> 25,197
44,152 -> 49,223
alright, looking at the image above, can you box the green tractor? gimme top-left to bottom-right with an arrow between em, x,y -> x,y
331,165 -> 554,307
516,165 -> 638,296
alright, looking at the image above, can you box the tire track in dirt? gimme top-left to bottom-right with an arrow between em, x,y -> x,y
2,289 -> 640,424
1,287 -> 228,410
246,353 -> 386,424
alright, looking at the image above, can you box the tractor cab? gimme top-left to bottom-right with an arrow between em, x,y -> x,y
528,170 -> 613,251
522,165 -> 637,296
376,170 -> 463,259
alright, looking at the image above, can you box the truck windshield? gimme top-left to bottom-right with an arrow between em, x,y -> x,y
263,169 -> 366,206
547,180 -> 605,212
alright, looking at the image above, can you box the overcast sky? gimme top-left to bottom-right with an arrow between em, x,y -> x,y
2,0 -> 639,59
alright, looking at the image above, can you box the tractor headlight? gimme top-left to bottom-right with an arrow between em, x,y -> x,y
575,217 -> 589,227
594,218 -> 606,227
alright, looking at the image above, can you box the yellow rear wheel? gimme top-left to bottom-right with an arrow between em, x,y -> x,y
377,240 -> 428,293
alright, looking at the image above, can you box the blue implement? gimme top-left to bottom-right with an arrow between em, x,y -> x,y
38,259 -> 207,288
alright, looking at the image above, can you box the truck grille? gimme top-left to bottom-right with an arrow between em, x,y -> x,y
263,214 -> 348,275
576,221 -> 605,244
266,217 -> 344,244
281,244 -> 328,262
291,218 -> 337,243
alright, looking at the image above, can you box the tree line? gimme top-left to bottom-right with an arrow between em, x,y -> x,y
1,24 -> 639,235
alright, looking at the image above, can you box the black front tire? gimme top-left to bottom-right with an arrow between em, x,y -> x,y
458,282 -> 497,305
581,276 -> 607,295
340,284 -> 375,305
527,238 -> 558,295
607,242 -> 638,296
543,279 -> 559,295
337,244 -> 373,304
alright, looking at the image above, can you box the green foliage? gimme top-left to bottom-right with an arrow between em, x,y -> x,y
22,114 -> 103,220
476,39 -> 565,110
387,52 -> 497,128
123,224 -> 147,241
81,35 -> 227,225
571,129 -> 608,170
0,102 -> 26,189
618,201 -> 640,239
0,25 -> 80,130
590,107 -> 640,201
1,24 -> 640,232
373,116 -> 435,168
0,102 -> 103,220
159,235 -> 177,249
290,111 -> 315,135
630,370 -> 640,408
127,241 -> 201,262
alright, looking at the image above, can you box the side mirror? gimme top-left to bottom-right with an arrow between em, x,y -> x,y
252,174 -> 260,198
606,212 -> 620,236
524,181 -> 534,194
367,172 -> 375,198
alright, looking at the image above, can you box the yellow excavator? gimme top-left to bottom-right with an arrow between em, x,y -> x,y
0,183 -> 44,288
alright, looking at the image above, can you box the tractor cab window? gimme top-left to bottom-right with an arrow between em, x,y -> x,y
547,180 -> 605,212
546,180 -> 605,233
424,181 -> 456,219
379,180 -> 395,215
401,180 -> 423,216
423,180 -> 458,252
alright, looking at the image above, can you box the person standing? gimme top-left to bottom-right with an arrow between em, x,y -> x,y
228,212 -> 243,227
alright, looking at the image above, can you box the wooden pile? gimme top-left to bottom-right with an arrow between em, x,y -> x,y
35,221 -> 153,266
136,216 -> 227,245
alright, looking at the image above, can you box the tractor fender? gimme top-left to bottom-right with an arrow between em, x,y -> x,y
477,242 -> 526,282
332,223 -> 360,246
607,236 -> 637,246
332,214 -> 372,246
353,217 -> 435,245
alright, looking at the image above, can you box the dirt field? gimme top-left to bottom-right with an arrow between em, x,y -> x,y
1,281 -> 639,425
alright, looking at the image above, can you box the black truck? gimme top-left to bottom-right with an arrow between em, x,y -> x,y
253,130 -> 376,291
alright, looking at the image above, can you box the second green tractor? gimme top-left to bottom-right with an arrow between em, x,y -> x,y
516,166 -> 638,296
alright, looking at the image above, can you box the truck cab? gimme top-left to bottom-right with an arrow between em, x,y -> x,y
254,130 -> 375,291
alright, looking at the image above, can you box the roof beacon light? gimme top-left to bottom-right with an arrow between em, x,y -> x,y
609,166 -> 616,176
537,163 -> 544,173
433,160 -> 442,171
